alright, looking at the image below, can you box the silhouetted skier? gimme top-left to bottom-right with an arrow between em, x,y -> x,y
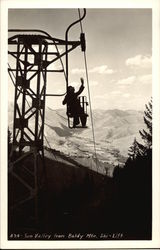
62,78 -> 86,127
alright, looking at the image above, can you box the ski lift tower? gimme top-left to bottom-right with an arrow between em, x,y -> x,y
8,9 -> 86,220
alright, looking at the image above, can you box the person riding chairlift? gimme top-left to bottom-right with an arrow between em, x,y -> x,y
62,78 -> 86,128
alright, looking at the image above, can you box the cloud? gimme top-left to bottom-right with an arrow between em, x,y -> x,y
71,65 -> 115,75
89,65 -> 115,74
138,74 -> 152,84
116,74 -> 152,87
126,54 -> 152,68
116,76 -> 136,85
71,68 -> 85,74
123,93 -> 131,98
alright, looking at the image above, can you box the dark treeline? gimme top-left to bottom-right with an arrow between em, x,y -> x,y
112,99 -> 152,239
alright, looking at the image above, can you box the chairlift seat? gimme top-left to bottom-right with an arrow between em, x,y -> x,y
67,95 -> 89,128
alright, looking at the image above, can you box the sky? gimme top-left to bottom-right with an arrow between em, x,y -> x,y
8,8 -> 152,110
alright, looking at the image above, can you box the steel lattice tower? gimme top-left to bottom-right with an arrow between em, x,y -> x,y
8,22 -> 86,223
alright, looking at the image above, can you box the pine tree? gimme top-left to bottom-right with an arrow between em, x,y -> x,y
128,137 -> 140,160
138,98 -> 152,155
139,99 -> 152,149
128,98 -> 152,159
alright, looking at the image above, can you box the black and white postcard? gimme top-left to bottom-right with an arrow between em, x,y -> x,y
0,0 -> 160,249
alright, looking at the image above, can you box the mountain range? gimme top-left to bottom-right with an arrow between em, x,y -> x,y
8,103 -> 145,176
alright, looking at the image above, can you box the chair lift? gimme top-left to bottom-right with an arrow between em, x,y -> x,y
67,95 -> 89,129
64,10 -> 89,129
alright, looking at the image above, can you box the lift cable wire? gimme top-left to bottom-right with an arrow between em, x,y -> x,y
78,9 -> 100,172
8,63 -> 57,161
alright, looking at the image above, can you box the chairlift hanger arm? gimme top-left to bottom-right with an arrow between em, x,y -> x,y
65,9 -> 86,40
65,9 -> 86,88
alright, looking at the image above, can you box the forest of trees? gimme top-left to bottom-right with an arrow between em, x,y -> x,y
113,98 -> 152,239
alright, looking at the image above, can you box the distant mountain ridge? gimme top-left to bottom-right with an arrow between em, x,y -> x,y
8,103 -> 145,176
